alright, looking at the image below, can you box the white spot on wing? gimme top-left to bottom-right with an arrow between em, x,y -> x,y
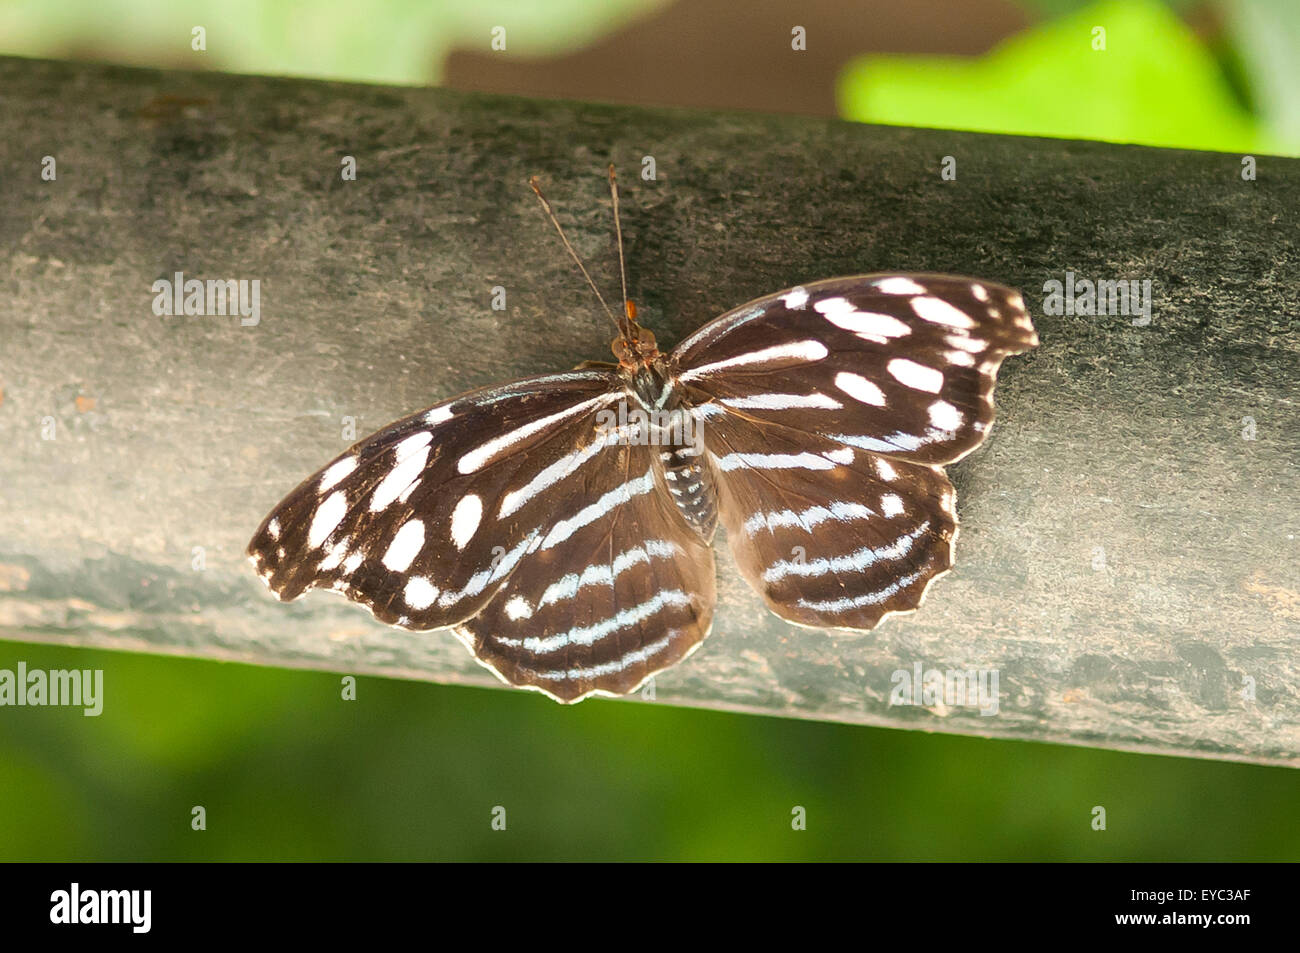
881,493 -> 905,518
782,287 -> 809,309
815,298 -> 912,340
425,405 -> 453,425
503,595 -> 533,620
834,371 -> 886,406
887,358 -> 944,393
945,334 -> 986,354
875,277 -> 926,295
394,431 -> 432,460
308,491 -> 348,548
912,295 -> 976,329
813,296 -> 853,317
450,494 -> 483,549
876,458 -> 898,481
319,457 -> 357,492
318,535 -> 351,571
382,519 -> 425,571
370,444 -> 430,512
404,576 -> 439,610
928,400 -> 963,431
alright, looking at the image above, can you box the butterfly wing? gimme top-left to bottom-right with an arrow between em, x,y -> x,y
674,274 -> 1036,629
247,369 -> 713,702
456,439 -> 715,702
674,274 -> 1037,464
695,405 -> 957,629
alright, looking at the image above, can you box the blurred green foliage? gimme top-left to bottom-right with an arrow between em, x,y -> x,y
0,0 -> 666,84
840,0 -> 1299,155
1,642 -> 1296,860
2,0 -> 1292,152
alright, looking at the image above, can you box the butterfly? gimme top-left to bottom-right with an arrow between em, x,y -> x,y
248,166 -> 1038,703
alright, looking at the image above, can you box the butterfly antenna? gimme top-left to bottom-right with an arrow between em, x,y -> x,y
529,174 -> 627,338
607,164 -> 634,328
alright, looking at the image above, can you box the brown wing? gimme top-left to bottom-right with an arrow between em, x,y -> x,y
674,273 -> 1035,629
673,273 -> 1037,466
698,404 -> 956,629
457,436 -> 715,702
247,371 -> 628,628
248,371 -> 714,700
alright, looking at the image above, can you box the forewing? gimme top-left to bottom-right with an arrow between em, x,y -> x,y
672,274 -> 1037,465
247,370 -> 631,629
457,439 -> 715,702
248,369 -> 715,701
700,405 -> 956,630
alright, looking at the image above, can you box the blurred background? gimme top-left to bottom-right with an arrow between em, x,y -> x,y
1,0 -> 1297,860
1,0 -> 1296,153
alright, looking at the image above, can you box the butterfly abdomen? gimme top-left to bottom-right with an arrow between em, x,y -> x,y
660,442 -> 718,540
631,361 -> 719,540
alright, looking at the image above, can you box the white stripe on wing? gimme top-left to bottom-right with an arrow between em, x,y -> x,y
762,521 -> 932,583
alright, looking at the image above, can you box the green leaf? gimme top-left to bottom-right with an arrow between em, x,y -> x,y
838,0 -> 1287,155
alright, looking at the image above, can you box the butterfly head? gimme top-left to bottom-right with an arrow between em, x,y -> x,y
611,323 -> 659,369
